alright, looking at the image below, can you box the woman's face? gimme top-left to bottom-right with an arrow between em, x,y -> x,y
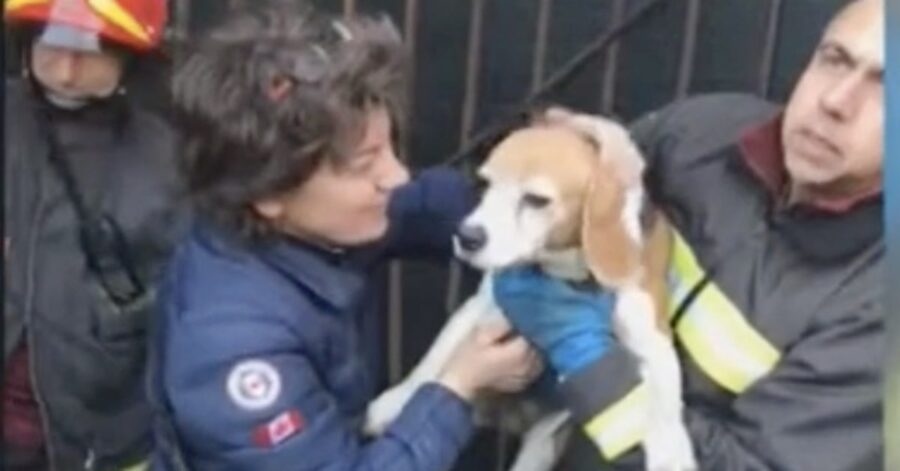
254,105 -> 410,247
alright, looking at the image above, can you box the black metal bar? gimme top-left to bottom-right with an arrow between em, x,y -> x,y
170,0 -> 191,62
387,262 -> 404,384
601,0 -> 626,115
495,432 -> 510,471
404,0 -> 420,101
460,0 -> 486,148
387,0 -> 421,386
676,0 -> 701,98
531,0 -> 554,93
758,0 -> 783,98
343,0 -> 356,17
442,0 -> 667,167
444,0 -> 486,316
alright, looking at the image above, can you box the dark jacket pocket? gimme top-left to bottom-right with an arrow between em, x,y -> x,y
90,282 -> 153,343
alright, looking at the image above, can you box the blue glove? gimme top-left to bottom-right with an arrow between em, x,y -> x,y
492,266 -> 616,378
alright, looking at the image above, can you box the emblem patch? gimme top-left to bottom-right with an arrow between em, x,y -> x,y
226,360 -> 282,410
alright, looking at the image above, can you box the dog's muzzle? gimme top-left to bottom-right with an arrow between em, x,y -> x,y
455,223 -> 488,253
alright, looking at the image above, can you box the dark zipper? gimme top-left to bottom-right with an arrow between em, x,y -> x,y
23,157 -> 60,471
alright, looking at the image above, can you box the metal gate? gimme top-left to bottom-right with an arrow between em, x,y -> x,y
2,0 -> 848,468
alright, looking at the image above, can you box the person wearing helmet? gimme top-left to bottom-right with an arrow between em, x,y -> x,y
3,1 -> 187,469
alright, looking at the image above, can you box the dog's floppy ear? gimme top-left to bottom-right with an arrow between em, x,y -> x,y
581,157 -> 642,288
535,106 -> 645,286
544,107 -> 646,188
570,111 -> 645,288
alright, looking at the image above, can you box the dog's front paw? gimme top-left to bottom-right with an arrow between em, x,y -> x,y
643,422 -> 697,471
362,386 -> 415,436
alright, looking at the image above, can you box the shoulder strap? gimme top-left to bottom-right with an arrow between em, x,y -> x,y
35,103 -> 148,307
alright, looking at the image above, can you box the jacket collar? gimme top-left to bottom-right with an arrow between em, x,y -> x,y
737,114 -> 881,214
735,115 -> 883,262
198,222 -> 367,312
256,235 -> 367,313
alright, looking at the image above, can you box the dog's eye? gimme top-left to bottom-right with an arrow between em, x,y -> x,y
523,193 -> 551,209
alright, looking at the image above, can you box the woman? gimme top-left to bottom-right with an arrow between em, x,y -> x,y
149,2 -> 542,470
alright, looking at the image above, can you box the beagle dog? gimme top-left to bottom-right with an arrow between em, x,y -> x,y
364,108 -> 697,471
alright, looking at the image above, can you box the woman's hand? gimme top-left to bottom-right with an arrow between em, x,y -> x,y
438,318 -> 544,401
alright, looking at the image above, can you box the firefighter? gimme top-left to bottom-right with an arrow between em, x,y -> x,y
3,0 -> 186,469
493,0 -> 885,469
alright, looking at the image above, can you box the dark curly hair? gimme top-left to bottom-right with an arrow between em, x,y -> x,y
172,0 -> 408,239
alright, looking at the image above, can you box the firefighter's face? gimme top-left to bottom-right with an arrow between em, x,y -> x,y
255,106 -> 411,247
781,0 -> 883,200
31,42 -> 124,102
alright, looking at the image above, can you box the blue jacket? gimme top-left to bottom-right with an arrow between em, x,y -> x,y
150,168 -> 476,471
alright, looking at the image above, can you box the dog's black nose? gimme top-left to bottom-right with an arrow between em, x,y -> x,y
456,224 -> 487,252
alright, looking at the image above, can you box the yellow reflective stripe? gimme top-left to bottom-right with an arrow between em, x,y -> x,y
584,383 -> 649,461
677,317 -> 760,393
120,460 -> 148,471
87,0 -> 150,43
666,232 -> 704,320
671,231 -> 704,287
667,230 -> 781,393
5,0 -> 48,13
